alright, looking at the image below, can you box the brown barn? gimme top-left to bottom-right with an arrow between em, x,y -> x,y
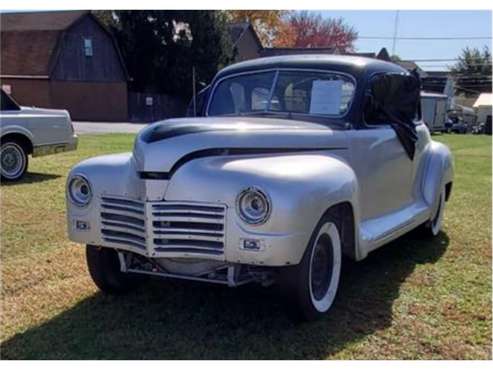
0,10 -> 129,121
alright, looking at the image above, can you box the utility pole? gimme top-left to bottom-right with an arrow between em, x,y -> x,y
192,66 -> 197,117
391,10 -> 400,56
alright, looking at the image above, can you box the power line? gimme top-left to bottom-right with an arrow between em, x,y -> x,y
419,64 -> 492,68
359,36 -> 492,40
405,58 -> 492,62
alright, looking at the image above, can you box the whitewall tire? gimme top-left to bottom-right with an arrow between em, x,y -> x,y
308,222 -> 342,314
1,141 -> 28,181
279,212 -> 343,321
430,187 -> 446,236
419,186 -> 446,237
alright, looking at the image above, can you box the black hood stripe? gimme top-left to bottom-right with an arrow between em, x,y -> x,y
141,125 -> 230,143
140,122 -> 331,144
139,146 -> 346,180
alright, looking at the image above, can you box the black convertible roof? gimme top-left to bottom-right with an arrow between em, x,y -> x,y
214,55 -> 407,82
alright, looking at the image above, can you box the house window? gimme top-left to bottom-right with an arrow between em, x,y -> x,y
83,38 -> 93,57
2,84 -> 12,94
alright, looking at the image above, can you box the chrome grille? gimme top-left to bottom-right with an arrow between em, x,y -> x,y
100,197 -> 146,250
150,201 -> 226,255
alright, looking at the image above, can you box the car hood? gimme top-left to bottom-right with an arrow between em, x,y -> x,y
133,117 -> 348,173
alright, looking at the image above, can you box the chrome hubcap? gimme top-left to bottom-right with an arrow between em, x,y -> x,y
308,222 -> 342,313
310,235 -> 333,300
1,143 -> 24,178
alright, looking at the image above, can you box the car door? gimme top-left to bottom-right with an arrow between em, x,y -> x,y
349,73 -> 421,221
349,126 -> 415,221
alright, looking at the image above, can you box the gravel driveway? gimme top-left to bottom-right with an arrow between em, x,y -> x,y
73,121 -> 148,134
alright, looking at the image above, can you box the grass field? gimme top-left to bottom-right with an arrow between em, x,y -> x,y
0,133 -> 491,359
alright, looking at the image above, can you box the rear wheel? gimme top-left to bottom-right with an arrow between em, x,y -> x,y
419,186 -> 446,237
280,212 -> 342,321
86,245 -> 146,294
1,140 -> 28,181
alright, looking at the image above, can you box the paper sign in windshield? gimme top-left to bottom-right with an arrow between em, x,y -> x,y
309,80 -> 343,115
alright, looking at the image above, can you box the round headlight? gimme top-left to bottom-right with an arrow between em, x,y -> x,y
236,187 -> 271,225
68,175 -> 92,207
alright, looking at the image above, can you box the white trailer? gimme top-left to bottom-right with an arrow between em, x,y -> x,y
421,92 -> 448,133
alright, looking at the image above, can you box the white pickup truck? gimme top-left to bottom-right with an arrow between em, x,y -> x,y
0,89 -> 78,181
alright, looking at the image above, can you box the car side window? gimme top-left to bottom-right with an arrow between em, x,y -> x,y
1,90 -> 21,111
364,73 -> 420,126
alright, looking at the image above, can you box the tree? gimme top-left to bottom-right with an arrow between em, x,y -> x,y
225,10 -> 290,47
274,11 -> 357,52
95,11 -> 234,98
450,46 -> 492,95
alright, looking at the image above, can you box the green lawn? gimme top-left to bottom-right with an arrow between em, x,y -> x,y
0,133 -> 491,359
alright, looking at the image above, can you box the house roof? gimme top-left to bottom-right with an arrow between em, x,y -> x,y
216,54 -> 406,83
260,47 -> 376,59
473,93 -> 492,108
0,11 -> 128,79
228,22 -> 263,48
260,47 -> 337,57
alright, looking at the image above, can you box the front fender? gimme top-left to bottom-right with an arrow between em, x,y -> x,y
66,153 -> 143,245
166,153 -> 359,265
422,141 -> 454,207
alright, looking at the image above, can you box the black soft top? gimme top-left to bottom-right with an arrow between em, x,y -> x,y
213,55 -> 408,83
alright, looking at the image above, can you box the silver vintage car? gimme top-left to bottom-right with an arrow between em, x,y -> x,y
1,90 -> 78,181
66,56 -> 453,320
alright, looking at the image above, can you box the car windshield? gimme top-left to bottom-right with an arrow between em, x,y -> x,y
207,70 -> 356,118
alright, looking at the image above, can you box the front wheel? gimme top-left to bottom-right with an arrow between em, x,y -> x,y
1,140 -> 28,181
86,245 -> 146,294
279,213 -> 342,321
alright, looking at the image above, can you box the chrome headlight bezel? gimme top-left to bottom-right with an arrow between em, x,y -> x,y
68,174 -> 92,207
236,186 -> 272,225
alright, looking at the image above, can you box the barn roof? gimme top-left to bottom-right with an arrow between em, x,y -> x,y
0,10 -> 87,31
0,11 -> 128,79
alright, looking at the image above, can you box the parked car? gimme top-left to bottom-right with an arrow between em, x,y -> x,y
1,90 -> 78,181
452,121 -> 468,134
66,56 -> 453,321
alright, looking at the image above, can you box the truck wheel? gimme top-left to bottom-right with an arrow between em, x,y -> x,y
419,186 -> 446,237
279,212 -> 342,321
86,245 -> 146,294
1,140 -> 28,181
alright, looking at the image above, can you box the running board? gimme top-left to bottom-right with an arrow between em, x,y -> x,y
359,201 -> 431,256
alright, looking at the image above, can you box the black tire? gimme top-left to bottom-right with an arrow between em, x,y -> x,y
86,245 -> 146,294
1,140 -> 28,181
279,211 -> 343,321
